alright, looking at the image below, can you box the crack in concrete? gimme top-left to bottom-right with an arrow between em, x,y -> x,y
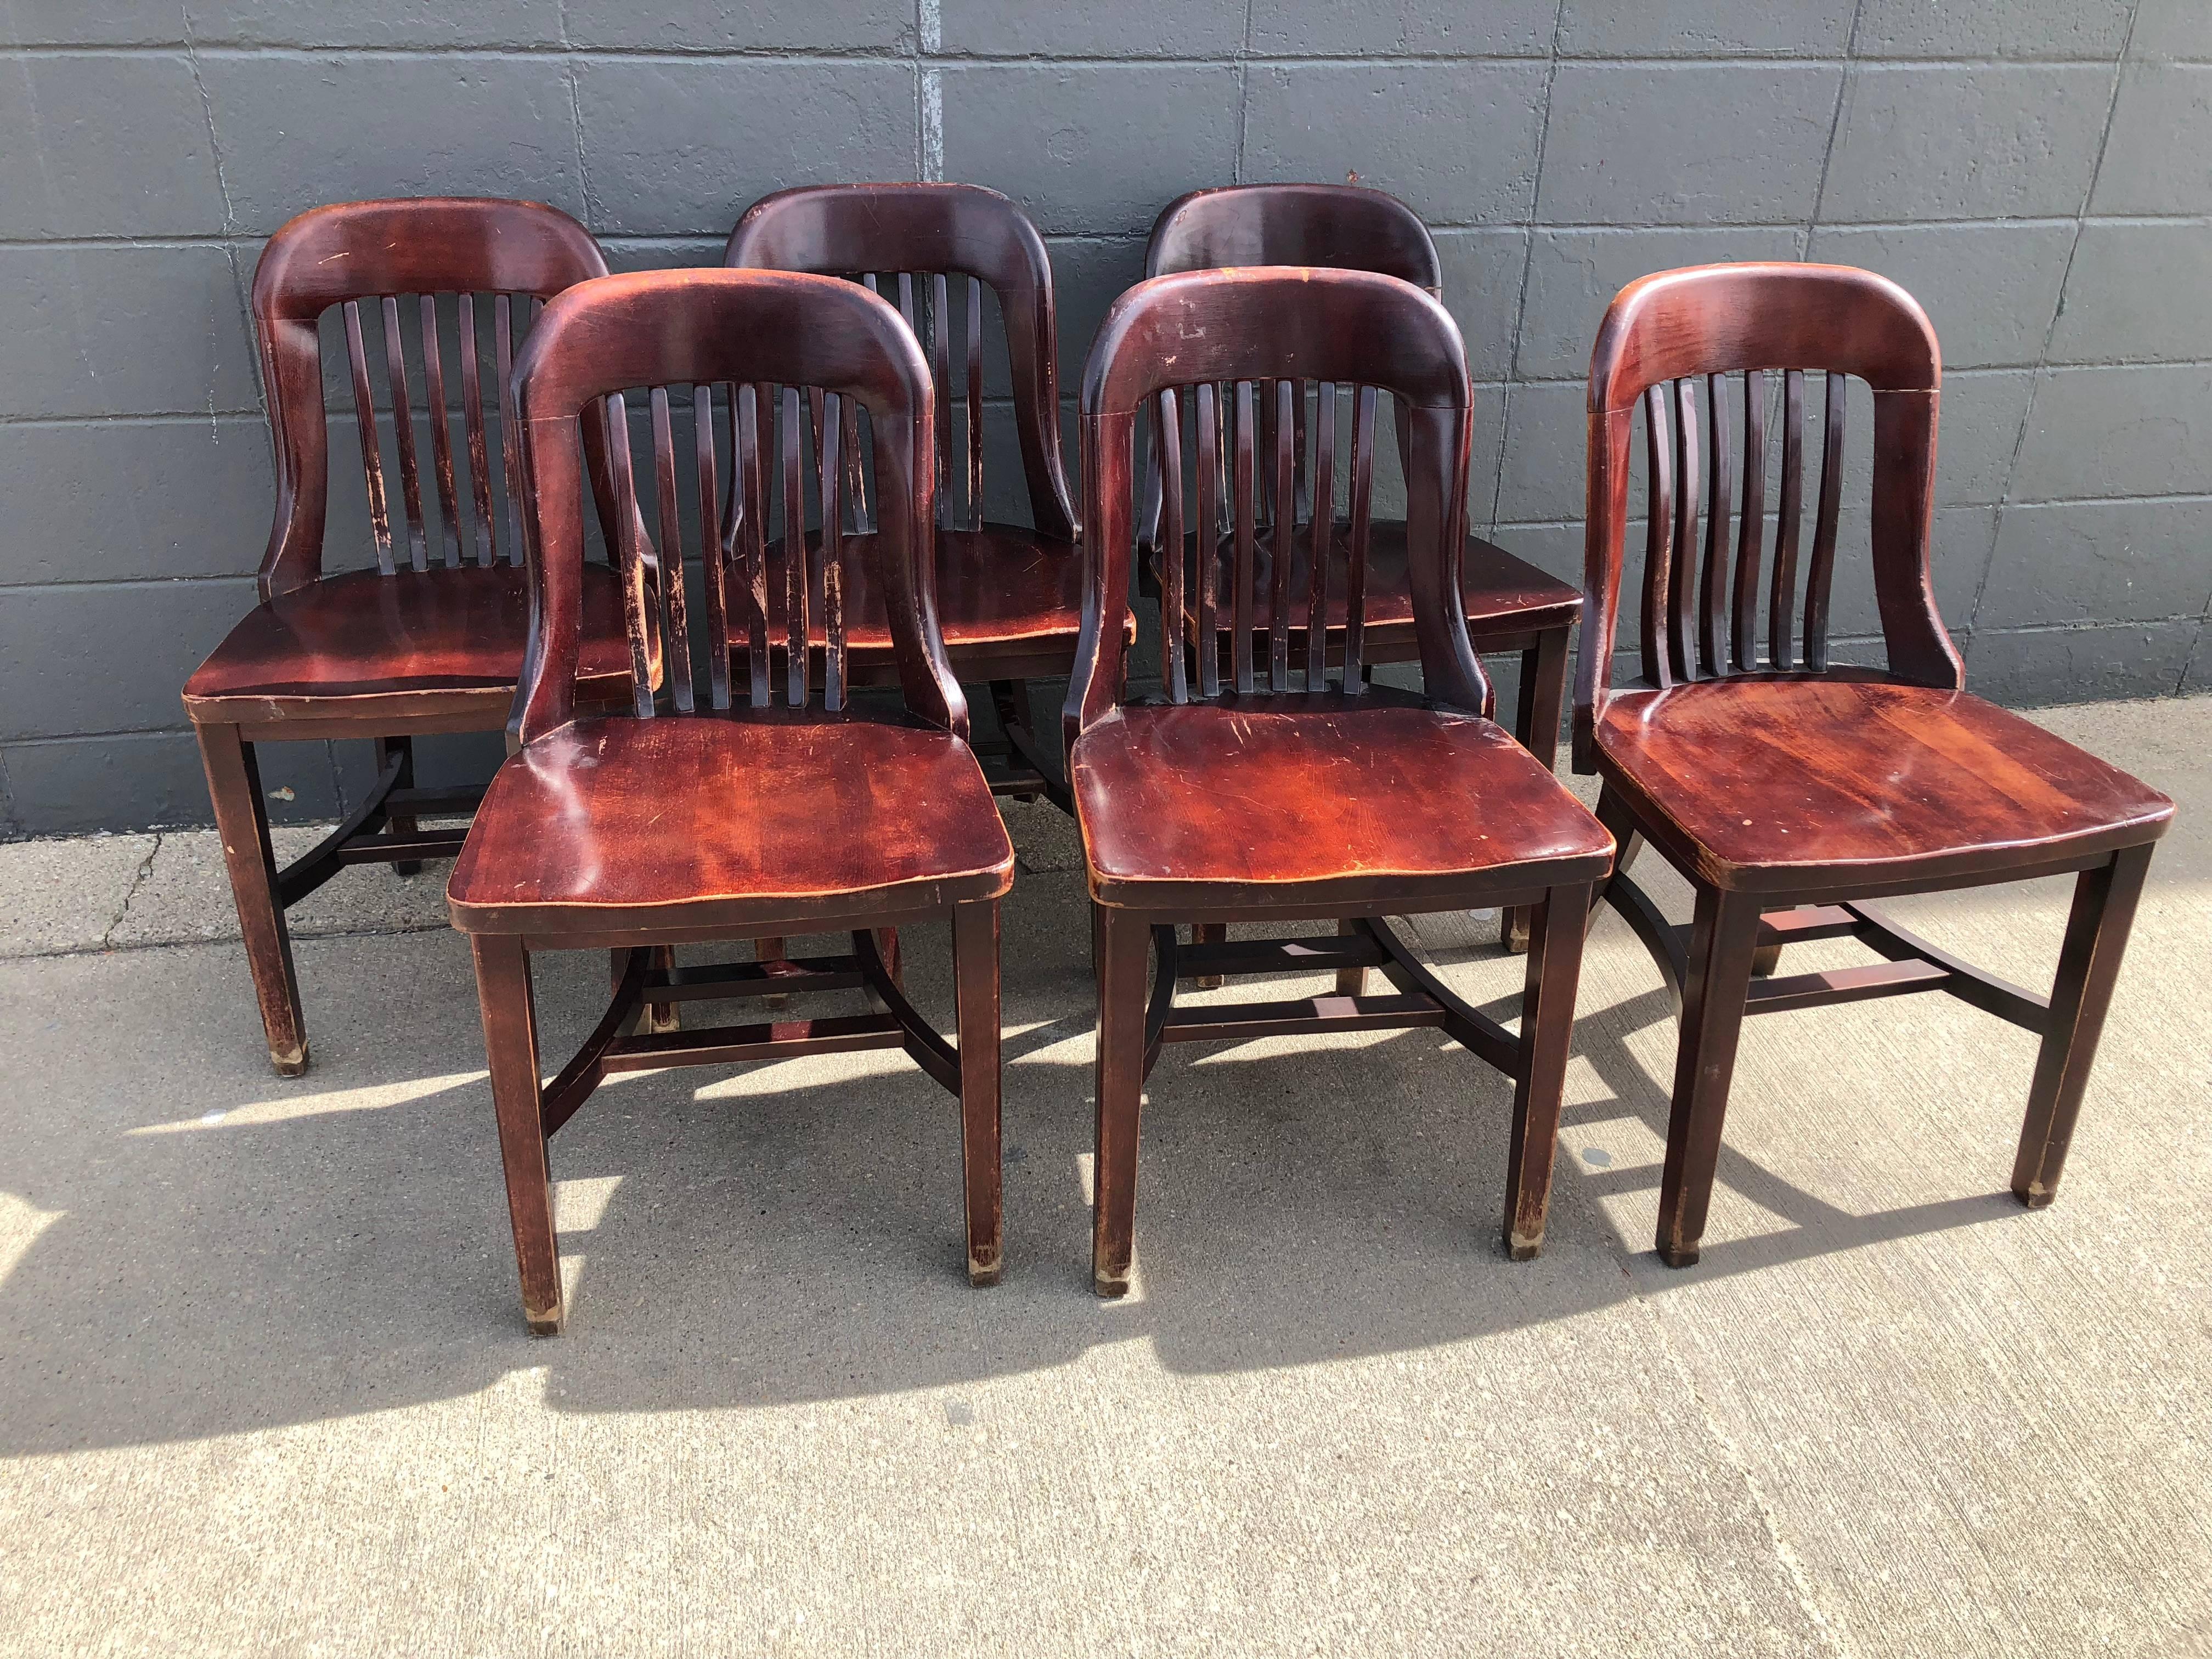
98,832 -> 162,951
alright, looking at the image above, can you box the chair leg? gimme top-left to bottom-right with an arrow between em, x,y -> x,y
381,735 -> 421,876
1502,627 -> 1570,955
1191,922 -> 1227,989
757,935 -> 789,1008
951,900 -> 1003,1285
1655,885 -> 1763,1268
1092,906 -> 1150,1297
874,927 -> 904,989
1588,783 -> 1643,929
471,934 -> 562,1335
1334,917 -> 1368,997
2011,843 -> 2154,1209
1504,881 -> 1593,1260
195,721 -> 308,1075
613,946 -> 679,1034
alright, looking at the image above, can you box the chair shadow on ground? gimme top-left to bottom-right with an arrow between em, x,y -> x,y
0,870 -> 2038,1456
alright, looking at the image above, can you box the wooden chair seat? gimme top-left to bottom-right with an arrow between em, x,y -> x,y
448,715 -> 1014,936
184,563 -> 636,719
1595,678 -> 2173,893
1073,693 -> 1612,912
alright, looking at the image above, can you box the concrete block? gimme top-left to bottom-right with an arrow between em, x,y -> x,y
1822,65 -> 2111,223
2132,0 -> 2212,59
0,245 -> 259,420
188,0 -> 563,46
0,578 -> 254,742
1516,227 -> 1802,381
200,53 -> 583,234
2013,364 -> 2212,502
940,64 -> 1240,238
2091,64 -> 2212,215
1242,61 -> 1548,227
945,0 -> 1241,57
568,0 -> 910,50
2049,221 -> 2212,365
577,59 -> 917,236
1806,223 -> 2072,370
0,53 -> 229,238
1852,0 -> 2132,59
0,419 -> 270,586
1538,62 -> 1840,227
1435,229 -> 1527,383
1493,379 -> 1588,527
1250,0 -> 1553,57
1965,620 -> 2199,705
1557,0 -> 1850,57
1979,496 -> 2212,629
0,2 -> 184,44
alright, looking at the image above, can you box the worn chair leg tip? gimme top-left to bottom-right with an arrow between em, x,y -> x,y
1656,1243 -> 1701,1269
1506,1232 -> 1543,1262
268,1045 -> 309,1078
394,860 -> 425,878
967,1258 -> 1003,1288
523,1307 -> 565,1338
1092,1268 -> 1131,1299
2013,1182 -> 2056,1211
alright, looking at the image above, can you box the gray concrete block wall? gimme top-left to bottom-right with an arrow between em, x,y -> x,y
2,2 -> 2208,833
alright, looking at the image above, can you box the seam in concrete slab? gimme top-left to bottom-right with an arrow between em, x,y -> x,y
98,832 -> 161,950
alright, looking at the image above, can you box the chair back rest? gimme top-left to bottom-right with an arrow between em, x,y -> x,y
1578,262 -> 1957,765
1067,267 -> 1488,746
725,183 -> 1075,540
507,269 -> 960,747
1145,184 -> 1442,294
251,197 -> 612,599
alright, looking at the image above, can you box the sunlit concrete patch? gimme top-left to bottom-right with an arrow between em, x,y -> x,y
554,1175 -> 623,1234
128,1069 -> 487,1135
0,1192 -> 65,1288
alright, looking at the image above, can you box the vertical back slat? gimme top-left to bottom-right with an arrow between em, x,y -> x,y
342,300 -> 394,576
930,273 -> 951,530
495,294 -> 524,566
458,293 -> 496,566
1156,388 -> 1188,704
782,385 -> 808,709
820,392 -> 847,712
1668,376 -> 1700,681
1640,382 -> 1674,690
420,294 -> 461,567
1194,383 -> 1221,699
1344,385 -> 1376,695
650,386 -> 692,714
966,274 -> 984,532
736,384 -> 771,709
1732,370 -> 1768,672
605,393 -> 657,719
1231,380 -> 1257,695
1771,368 -> 1805,672
1804,370 -> 1847,670
1307,382 -> 1336,689
1268,377 -> 1295,692
1699,373 -> 1732,677
696,384 -> 730,712
381,295 -> 428,572
841,394 -> 868,535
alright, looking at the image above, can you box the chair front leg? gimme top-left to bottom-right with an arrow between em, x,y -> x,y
1503,626 -> 1570,954
1092,905 -> 1151,1297
1504,881 -> 1593,1259
2012,842 -> 2154,1209
472,934 -> 562,1335
1655,885 -> 1763,1268
951,900 -> 1003,1285
195,721 -> 308,1075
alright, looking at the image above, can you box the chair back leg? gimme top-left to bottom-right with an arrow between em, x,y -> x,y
1655,885 -> 1764,1267
1503,625 -> 1572,953
2012,842 -> 2155,1207
473,934 -> 562,1335
1092,906 -> 1151,1296
195,723 -> 308,1075
1505,880 -> 1594,1257
952,900 -> 1005,1284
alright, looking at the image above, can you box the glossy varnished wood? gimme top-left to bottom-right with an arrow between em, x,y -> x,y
180,198 -> 627,1075
1068,266 -> 1611,1295
452,267 -> 1012,1332
1578,262 -> 2173,1266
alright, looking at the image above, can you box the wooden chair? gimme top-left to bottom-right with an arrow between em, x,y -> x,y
1068,266 -> 1615,1296
447,268 -> 1013,1335
724,183 -> 1091,813
1578,263 -> 2174,1268
1143,184 -> 1585,956
181,199 -> 639,1075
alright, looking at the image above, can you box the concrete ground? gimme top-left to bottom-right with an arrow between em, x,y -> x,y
0,698 -> 2205,1657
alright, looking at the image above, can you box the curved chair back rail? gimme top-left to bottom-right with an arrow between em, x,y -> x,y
1144,183 -> 1443,292
509,267 -> 962,748
1577,261 -> 1956,770
725,182 -> 1075,541
251,196 -> 623,599
1067,266 -> 1488,749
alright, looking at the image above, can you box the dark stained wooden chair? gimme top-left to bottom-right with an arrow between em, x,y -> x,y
447,268 -> 1013,1335
1143,184 -> 1585,956
1578,263 -> 2174,1268
1068,266 -> 1615,1296
181,198 -> 640,1075
724,182 -> 1093,811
